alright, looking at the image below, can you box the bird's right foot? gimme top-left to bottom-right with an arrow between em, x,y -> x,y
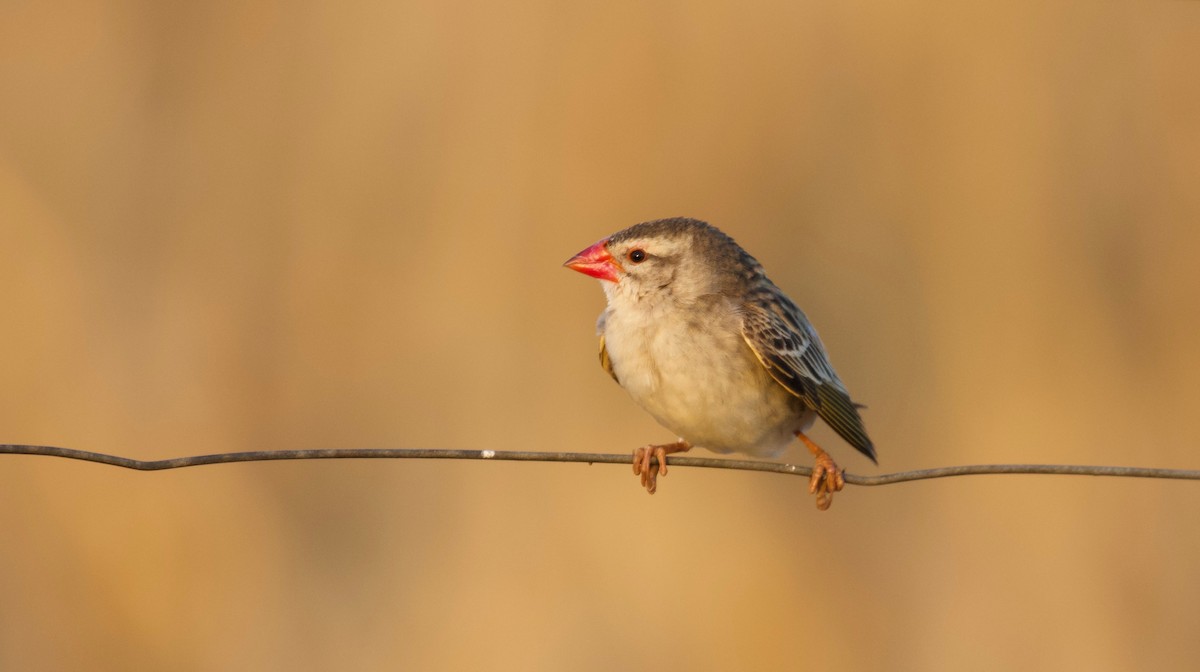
632,440 -> 692,494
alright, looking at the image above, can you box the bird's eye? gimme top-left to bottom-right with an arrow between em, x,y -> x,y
628,249 -> 647,263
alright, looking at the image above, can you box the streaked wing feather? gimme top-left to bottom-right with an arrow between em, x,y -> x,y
740,303 -> 823,406
741,298 -> 876,463
815,384 -> 876,462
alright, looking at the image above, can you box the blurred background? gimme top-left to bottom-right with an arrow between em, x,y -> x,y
2,1 -> 1199,670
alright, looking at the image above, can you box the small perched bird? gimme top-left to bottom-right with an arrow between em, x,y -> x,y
564,217 -> 876,510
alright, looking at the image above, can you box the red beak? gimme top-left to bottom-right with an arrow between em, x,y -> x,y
563,239 -> 623,283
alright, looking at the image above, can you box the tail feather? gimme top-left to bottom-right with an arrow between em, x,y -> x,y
815,383 -> 877,463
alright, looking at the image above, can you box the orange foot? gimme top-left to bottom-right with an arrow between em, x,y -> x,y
632,440 -> 692,494
796,432 -> 845,511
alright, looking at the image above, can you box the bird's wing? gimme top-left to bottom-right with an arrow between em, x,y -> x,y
596,309 -> 619,383
740,298 -> 876,462
739,298 -> 839,398
598,334 -> 618,383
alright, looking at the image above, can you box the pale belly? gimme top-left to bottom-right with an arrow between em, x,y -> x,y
605,312 -> 811,457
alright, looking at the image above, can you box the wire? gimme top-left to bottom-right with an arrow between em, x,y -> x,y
2,444 -> 1198,485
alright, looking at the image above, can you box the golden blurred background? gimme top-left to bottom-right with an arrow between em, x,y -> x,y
2,1 -> 1199,670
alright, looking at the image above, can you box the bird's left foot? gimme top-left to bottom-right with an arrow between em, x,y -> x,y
797,432 -> 844,510
632,440 -> 692,494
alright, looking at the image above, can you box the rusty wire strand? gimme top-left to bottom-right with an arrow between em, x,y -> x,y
2,444 -> 1198,485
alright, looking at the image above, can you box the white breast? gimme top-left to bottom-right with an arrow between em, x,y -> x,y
601,294 -> 808,457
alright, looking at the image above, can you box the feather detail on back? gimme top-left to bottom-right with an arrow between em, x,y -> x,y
740,297 -> 877,463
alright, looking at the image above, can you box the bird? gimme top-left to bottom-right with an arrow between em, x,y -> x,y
563,217 -> 876,510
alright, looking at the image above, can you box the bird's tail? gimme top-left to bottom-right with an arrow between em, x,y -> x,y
815,383 -> 877,463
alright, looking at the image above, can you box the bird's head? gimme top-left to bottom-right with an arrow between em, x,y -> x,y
564,218 -> 758,301
562,233 -> 684,285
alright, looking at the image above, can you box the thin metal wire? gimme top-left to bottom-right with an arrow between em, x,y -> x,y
2,444 -> 1198,485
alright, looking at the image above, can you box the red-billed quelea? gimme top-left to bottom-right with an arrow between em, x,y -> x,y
564,217 -> 876,510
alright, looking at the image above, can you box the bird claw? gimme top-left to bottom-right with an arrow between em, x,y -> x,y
632,440 -> 691,494
632,445 -> 662,494
808,450 -> 845,510
796,431 -> 845,511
